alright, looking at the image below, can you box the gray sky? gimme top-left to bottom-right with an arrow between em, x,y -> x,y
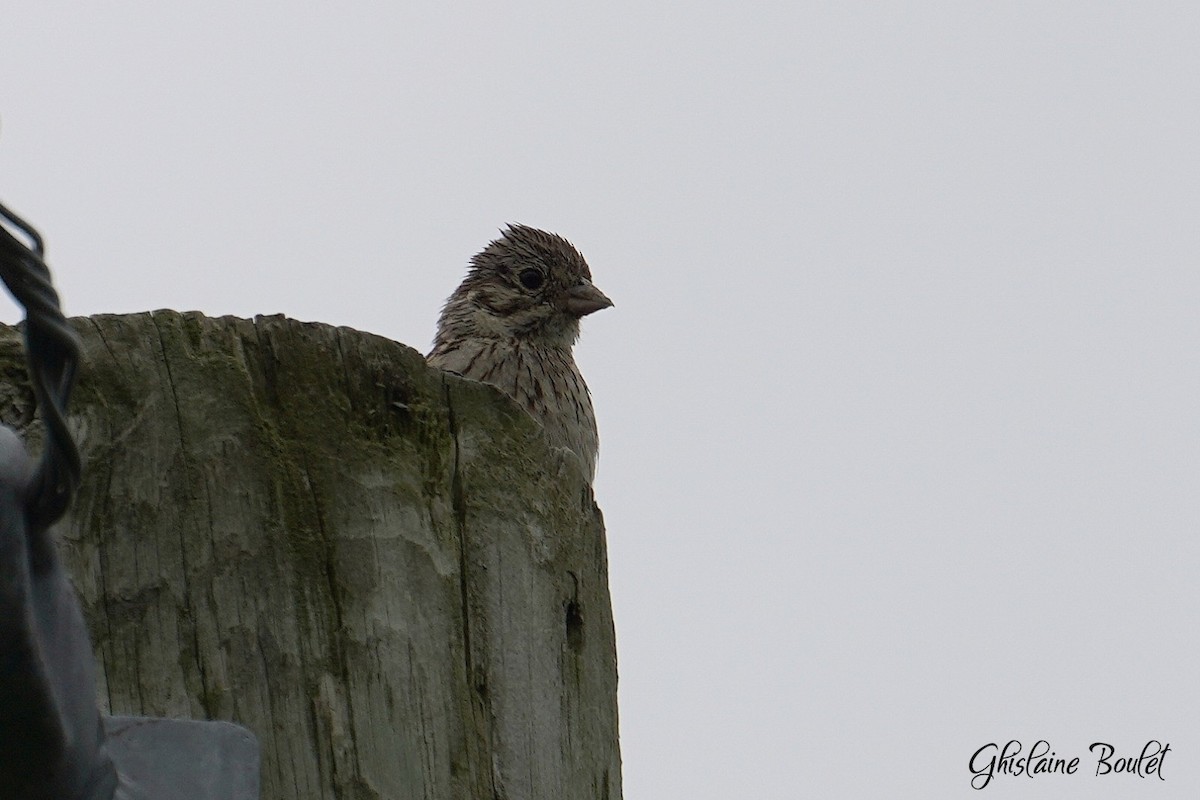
4,3 -> 1199,797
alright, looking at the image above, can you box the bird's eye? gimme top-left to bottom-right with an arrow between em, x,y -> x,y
518,268 -> 545,290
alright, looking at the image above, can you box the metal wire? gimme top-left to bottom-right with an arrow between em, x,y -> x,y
0,200 -> 81,527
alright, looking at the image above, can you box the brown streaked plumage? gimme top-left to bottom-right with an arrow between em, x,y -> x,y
427,224 -> 612,482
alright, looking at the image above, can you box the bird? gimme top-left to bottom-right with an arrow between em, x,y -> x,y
428,224 -> 612,482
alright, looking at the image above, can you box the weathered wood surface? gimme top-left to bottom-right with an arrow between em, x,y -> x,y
0,311 -> 621,800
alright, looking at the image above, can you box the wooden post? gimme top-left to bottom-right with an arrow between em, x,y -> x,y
0,311 -> 621,800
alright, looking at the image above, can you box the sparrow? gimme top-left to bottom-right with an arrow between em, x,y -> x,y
428,224 -> 612,481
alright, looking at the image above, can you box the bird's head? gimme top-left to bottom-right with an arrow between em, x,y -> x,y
445,224 -> 613,347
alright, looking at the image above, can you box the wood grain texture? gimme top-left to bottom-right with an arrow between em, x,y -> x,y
0,311 -> 621,800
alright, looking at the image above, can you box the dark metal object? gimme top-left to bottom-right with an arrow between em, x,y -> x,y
0,201 -> 80,530
0,201 -> 259,800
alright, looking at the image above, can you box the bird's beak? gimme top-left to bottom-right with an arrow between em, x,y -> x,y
564,280 -> 614,318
